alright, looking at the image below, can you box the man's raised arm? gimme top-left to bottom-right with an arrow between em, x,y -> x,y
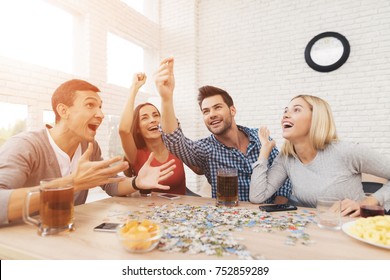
154,57 -> 179,133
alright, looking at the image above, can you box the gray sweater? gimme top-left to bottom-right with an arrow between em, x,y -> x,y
249,141 -> 390,209
0,128 -> 119,225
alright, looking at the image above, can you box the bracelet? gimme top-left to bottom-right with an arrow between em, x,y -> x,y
132,176 -> 140,191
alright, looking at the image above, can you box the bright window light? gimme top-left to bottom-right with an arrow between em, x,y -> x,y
106,115 -> 123,158
0,0 -> 73,73
0,102 -> 27,146
43,110 -> 55,126
0,102 -> 27,130
107,33 -> 144,88
121,0 -> 144,14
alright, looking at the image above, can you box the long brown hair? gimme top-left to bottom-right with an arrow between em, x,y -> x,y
131,102 -> 161,149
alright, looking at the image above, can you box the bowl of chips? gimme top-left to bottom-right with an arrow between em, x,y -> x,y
117,219 -> 163,253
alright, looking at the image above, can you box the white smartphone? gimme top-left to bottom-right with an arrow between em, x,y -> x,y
93,222 -> 122,232
157,193 -> 181,200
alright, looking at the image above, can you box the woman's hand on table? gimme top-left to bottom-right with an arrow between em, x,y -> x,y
341,199 -> 361,217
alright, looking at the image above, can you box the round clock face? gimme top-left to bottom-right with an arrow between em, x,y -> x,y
305,32 -> 350,72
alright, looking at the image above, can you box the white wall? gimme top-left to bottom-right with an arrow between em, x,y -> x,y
196,0 -> 390,149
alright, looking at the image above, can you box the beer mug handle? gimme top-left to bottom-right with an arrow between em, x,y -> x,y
23,190 -> 40,227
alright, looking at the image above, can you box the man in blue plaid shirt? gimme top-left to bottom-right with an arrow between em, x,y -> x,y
155,57 -> 291,203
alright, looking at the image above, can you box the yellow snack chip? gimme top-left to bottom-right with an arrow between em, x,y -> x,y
349,216 -> 390,246
118,219 -> 161,252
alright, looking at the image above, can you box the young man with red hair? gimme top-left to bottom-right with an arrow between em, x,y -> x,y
0,79 -> 175,225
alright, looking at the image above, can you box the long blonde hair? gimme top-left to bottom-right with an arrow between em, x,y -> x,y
281,95 -> 338,157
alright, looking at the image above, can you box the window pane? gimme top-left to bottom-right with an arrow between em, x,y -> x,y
121,0 -> 144,14
107,33 -> 144,88
0,0 -> 73,73
43,110 -> 55,127
106,115 -> 123,158
0,103 -> 27,146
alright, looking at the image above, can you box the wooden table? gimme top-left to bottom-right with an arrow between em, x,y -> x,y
0,194 -> 389,260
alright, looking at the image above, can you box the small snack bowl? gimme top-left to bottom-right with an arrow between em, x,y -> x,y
116,219 -> 163,253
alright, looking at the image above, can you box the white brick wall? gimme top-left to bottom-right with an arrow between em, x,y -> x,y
1,0 -> 389,195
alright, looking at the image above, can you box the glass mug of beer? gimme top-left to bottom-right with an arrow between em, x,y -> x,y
216,168 -> 239,207
23,178 -> 75,236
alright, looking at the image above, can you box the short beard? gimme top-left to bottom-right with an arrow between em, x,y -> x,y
207,117 -> 232,136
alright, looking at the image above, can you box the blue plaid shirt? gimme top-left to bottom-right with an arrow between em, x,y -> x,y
161,124 -> 292,202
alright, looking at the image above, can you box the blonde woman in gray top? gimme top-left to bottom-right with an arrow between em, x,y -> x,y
249,95 -> 390,217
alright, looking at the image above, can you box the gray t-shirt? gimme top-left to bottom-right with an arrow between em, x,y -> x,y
249,141 -> 390,209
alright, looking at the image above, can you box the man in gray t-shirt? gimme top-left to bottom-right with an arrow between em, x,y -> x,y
0,79 -> 175,225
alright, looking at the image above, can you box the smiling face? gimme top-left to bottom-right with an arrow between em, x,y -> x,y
281,97 -> 312,143
201,95 -> 236,136
64,90 -> 104,142
137,104 -> 161,140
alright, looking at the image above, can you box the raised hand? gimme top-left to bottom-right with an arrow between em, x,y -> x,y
131,72 -> 147,93
136,152 -> 176,190
258,126 -> 276,159
154,57 -> 175,101
72,143 -> 128,191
